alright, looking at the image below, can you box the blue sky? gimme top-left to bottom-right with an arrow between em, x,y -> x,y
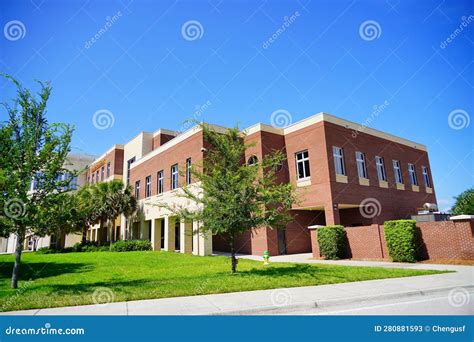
0,0 -> 472,210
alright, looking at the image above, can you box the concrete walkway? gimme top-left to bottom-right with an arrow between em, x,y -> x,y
1,254 -> 472,315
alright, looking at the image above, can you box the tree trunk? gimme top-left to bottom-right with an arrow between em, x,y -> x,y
81,226 -> 87,244
229,235 -> 237,274
11,231 -> 25,289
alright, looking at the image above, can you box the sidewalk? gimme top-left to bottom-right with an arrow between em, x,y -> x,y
1,255 -> 472,315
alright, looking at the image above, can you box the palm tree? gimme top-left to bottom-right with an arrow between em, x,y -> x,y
91,180 -> 137,245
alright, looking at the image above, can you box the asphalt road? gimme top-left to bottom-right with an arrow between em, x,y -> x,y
276,292 -> 474,316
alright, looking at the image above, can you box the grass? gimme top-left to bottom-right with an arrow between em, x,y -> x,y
0,251 -> 448,311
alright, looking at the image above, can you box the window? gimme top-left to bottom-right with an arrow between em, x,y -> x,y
96,170 -> 99,183
333,146 -> 345,175
186,158 -> 192,185
127,157 -> 136,185
145,175 -> 152,197
101,166 -> 105,181
157,170 -> 164,194
422,166 -> 431,188
356,151 -> 368,179
295,150 -> 310,180
171,164 -> 179,190
393,160 -> 403,184
106,162 -> 111,178
92,173 -> 95,184
408,163 -> 418,186
135,180 -> 141,199
247,155 -> 258,166
375,156 -> 387,181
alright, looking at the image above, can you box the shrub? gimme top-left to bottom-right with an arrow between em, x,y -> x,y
111,240 -> 152,252
317,225 -> 346,260
83,245 -> 99,252
384,220 -> 419,263
36,247 -> 54,254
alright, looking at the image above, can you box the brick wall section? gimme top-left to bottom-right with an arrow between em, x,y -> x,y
152,133 -> 175,150
311,219 -> 474,261
417,220 -> 474,260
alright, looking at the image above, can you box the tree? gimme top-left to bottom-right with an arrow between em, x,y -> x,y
451,188 -> 474,215
161,123 -> 297,273
0,75 -> 74,288
88,180 -> 137,246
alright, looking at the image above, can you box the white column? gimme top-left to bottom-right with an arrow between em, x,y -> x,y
180,220 -> 193,254
192,220 -> 200,255
196,221 -> 212,256
164,216 -> 175,251
150,219 -> 158,251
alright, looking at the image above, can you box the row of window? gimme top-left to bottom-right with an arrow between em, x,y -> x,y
30,172 -> 78,191
295,147 -> 432,188
88,162 -> 111,184
135,158 -> 192,199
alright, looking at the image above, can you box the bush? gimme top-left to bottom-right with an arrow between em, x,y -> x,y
111,240 -> 152,252
71,241 -> 98,253
317,225 -> 346,260
384,220 -> 419,263
36,247 -> 55,254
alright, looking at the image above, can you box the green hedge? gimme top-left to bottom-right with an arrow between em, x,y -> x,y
317,225 -> 346,260
384,220 -> 419,263
111,240 -> 152,252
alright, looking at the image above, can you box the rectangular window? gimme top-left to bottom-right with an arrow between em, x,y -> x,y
101,166 -> 105,181
145,175 -> 152,197
92,173 -> 95,184
106,162 -> 111,178
96,170 -> 99,183
375,156 -> 387,181
393,160 -> 403,184
127,157 -> 136,185
333,146 -> 345,175
422,166 -> 431,188
135,180 -> 141,199
171,164 -> 179,190
157,170 -> 164,194
408,163 -> 418,186
186,158 -> 192,185
295,150 -> 310,180
356,151 -> 368,179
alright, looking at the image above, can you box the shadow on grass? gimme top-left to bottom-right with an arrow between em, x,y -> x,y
237,263 -> 343,279
0,262 -> 92,281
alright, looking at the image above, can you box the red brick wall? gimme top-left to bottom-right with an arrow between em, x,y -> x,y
152,133 -> 175,150
129,132 -> 203,198
87,147 -> 124,182
311,219 -> 474,261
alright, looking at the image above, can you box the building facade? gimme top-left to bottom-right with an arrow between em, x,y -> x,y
0,153 -> 96,253
82,112 -> 436,257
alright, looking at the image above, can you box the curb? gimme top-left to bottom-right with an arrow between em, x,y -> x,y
212,284 -> 474,315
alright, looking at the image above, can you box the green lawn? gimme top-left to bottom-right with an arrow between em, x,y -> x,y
0,251 -> 447,311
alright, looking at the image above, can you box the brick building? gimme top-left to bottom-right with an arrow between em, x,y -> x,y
85,112 -> 437,256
